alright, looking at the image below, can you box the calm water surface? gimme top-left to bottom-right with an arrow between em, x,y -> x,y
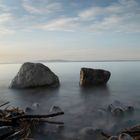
0,62 -> 140,139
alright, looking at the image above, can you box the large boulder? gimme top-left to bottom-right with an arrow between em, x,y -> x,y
80,68 -> 111,86
10,62 -> 60,89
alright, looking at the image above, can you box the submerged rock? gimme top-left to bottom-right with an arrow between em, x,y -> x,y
80,68 -> 111,86
107,101 -> 134,118
118,133 -> 134,140
32,102 -> 40,108
25,107 -> 34,113
49,105 -> 63,113
112,108 -> 124,118
107,133 -> 134,140
126,106 -> 134,114
10,62 -> 60,89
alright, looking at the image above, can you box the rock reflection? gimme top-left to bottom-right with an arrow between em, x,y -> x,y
80,84 -> 110,96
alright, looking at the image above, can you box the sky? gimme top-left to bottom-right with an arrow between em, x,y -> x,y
0,0 -> 140,62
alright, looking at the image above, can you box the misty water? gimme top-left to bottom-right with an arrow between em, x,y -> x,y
0,61 -> 140,140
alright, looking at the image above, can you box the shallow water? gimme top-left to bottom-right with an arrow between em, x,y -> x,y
0,62 -> 140,139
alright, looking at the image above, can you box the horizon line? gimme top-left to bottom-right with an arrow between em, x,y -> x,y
0,59 -> 140,64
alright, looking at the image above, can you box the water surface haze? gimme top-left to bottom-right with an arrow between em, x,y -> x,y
0,61 -> 140,139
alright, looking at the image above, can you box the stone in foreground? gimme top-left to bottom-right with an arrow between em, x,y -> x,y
80,68 -> 111,86
10,62 -> 59,89
118,133 -> 134,140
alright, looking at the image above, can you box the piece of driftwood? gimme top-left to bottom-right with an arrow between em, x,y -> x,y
0,102 -> 10,108
4,130 -> 25,140
0,103 -> 64,140
13,111 -> 64,120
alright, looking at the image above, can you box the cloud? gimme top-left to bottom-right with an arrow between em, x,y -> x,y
0,13 -> 15,35
0,0 -> 140,34
22,0 -> 62,15
0,3 -> 8,12
37,17 -> 79,31
35,0 -> 140,33
0,13 -> 13,23
79,0 -> 140,33
79,7 -> 103,20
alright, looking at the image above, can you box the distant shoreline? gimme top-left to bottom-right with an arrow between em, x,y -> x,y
0,59 -> 140,64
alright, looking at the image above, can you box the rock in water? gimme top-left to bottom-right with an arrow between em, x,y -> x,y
32,102 -> 40,108
112,108 -> 124,118
10,62 -> 60,89
118,133 -> 134,140
49,105 -> 63,113
80,68 -> 111,86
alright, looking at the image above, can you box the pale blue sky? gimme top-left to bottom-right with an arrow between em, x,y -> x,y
0,0 -> 140,62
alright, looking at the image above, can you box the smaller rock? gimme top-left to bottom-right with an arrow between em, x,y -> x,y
32,102 -> 40,108
112,108 -> 124,118
108,136 -> 118,140
126,106 -> 134,114
118,133 -> 134,140
107,101 -> 134,118
25,107 -> 34,113
49,105 -> 63,113
107,104 -> 114,112
80,68 -> 111,86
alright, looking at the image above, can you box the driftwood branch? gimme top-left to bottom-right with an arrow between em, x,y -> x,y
4,130 -> 24,140
0,104 -> 64,140
0,102 -> 10,108
13,111 -> 64,120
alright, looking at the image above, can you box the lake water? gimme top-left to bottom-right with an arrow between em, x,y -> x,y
0,61 -> 140,139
